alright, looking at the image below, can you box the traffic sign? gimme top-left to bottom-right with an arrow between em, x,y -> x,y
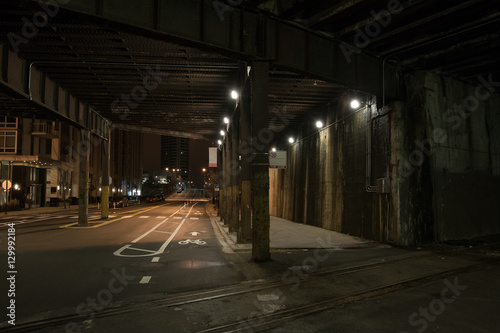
269,150 -> 287,169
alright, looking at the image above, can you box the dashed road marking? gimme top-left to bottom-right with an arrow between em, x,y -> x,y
173,216 -> 182,219
139,216 -> 149,219
151,257 -> 160,263
190,217 -> 199,220
156,216 -> 166,219
139,276 -> 152,284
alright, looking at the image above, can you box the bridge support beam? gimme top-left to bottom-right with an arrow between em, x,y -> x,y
101,130 -> 110,220
239,80 -> 252,243
251,61 -> 270,261
230,111 -> 240,233
78,130 -> 90,227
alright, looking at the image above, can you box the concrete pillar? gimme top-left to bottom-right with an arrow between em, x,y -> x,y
225,131 -> 233,229
251,61 -> 270,261
239,81 -> 252,243
78,130 -> 90,226
221,141 -> 228,225
231,113 -> 240,233
101,130 -> 110,219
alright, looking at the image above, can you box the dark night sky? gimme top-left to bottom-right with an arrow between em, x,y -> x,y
142,134 -> 212,188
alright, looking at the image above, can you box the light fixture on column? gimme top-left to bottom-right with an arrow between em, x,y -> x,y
271,147 -> 277,152
350,99 -> 361,109
220,130 -> 225,136
231,90 -> 239,100
315,120 -> 323,128
223,117 -> 229,124
288,137 -> 295,144
217,139 -> 222,145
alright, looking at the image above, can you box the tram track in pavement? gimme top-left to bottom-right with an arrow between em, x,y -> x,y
2,248 -> 497,332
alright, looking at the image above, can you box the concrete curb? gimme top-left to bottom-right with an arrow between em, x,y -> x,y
206,204 -> 251,252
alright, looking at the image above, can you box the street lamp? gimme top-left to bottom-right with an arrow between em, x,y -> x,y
350,99 -> 361,109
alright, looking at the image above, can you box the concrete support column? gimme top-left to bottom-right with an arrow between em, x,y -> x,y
101,131 -> 110,219
225,130 -> 234,229
221,141 -> 229,225
231,112 -> 240,233
78,130 -> 90,227
251,61 -> 270,261
239,81 -> 252,243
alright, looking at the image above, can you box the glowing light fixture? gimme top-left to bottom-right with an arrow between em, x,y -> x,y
271,147 -> 277,152
288,137 -> 295,144
217,139 -> 222,145
350,99 -> 361,109
316,121 -> 323,128
220,130 -> 225,136
231,90 -> 239,100
224,117 -> 229,124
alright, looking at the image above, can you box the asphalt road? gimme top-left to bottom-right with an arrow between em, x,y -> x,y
0,189 -> 242,329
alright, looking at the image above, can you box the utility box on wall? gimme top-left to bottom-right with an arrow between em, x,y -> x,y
376,178 -> 390,194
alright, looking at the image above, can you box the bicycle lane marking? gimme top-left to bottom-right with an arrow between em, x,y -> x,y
113,203 -> 197,258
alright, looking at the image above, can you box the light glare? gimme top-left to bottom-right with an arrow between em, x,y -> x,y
231,90 -> 239,99
288,137 -> 295,144
350,99 -> 361,109
316,121 -> 323,128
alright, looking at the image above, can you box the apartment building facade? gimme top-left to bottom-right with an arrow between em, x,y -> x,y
0,116 -> 142,209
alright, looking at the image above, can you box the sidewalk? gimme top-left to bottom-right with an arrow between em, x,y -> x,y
207,204 -> 380,251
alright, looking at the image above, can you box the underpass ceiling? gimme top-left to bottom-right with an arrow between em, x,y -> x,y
245,0 -> 500,81
0,0 -> 499,139
0,2 -> 346,139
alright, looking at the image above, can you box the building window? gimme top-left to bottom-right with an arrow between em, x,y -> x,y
0,131 -> 17,153
0,117 -> 17,129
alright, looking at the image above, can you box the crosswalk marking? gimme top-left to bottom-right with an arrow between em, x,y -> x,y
156,216 -> 166,219
173,216 -> 182,219
190,217 -> 199,220
139,216 -> 149,219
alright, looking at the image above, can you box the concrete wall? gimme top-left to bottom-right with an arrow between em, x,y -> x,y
270,97 -> 390,243
270,71 -> 500,246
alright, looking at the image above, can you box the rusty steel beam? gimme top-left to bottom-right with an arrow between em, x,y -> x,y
53,0 -> 399,99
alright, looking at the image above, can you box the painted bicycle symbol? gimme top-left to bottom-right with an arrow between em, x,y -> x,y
178,239 -> 206,245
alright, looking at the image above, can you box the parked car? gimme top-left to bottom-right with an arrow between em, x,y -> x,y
109,196 -> 129,208
146,196 -> 157,203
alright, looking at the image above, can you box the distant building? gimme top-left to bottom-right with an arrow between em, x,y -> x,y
0,116 -> 142,209
161,136 -> 189,183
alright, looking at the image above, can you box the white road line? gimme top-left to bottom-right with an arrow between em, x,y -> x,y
123,216 -> 133,218
154,230 -> 173,234
139,276 -> 152,284
156,216 -> 166,219
173,216 -> 182,219
139,216 -> 149,219
151,257 -> 160,262
114,204 -> 197,257
190,217 -> 199,220
127,247 -> 156,253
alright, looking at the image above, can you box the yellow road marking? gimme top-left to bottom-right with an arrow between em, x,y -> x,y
59,203 -> 171,229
